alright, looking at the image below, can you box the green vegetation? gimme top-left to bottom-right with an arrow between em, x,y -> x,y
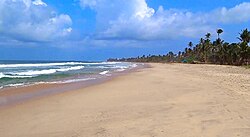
108,28 -> 250,66
244,65 -> 250,69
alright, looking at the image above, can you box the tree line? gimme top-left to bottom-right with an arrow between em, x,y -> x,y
108,28 -> 250,66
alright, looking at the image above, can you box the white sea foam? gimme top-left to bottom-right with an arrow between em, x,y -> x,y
95,63 -> 137,73
35,78 -> 96,84
96,65 -> 128,69
115,66 -> 128,69
0,72 -> 5,79
14,69 -> 57,76
0,62 -> 87,68
0,62 -> 133,89
129,64 -> 138,68
9,66 -> 85,77
116,68 -> 126,72
0,61 -> 124,68
6,83 -> 26,87
0,72 -> 33,78
0,77 -> 97,89
57,66 -> 85,72
99,71 -> 109,75
84,62 -> 120,65
0,62 -> 121,68
56,78 -> 96,84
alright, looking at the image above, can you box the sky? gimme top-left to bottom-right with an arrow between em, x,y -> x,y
0,0 -> 250,61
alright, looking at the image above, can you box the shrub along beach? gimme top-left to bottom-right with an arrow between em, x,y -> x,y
108,28 -> 250,66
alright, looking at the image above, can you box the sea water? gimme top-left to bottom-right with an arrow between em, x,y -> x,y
0,60 -> 137,89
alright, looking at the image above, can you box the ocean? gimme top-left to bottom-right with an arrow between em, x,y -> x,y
0,60 -> 138,89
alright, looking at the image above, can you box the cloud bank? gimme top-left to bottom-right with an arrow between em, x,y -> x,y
80,0 -> 250,41
0,0 -> 72,43
1,0 -> 250,48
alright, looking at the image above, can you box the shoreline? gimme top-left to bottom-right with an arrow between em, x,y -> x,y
0,63 -> 148,108
0,63 -> 249,137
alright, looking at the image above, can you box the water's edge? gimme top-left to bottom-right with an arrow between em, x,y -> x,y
0,63 -> 149,108
0,61 -> 136,89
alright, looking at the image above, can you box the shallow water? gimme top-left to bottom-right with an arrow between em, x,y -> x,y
0,61 -> 137,89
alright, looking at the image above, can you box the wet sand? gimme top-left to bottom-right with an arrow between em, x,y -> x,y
0,64 -> 145,107
0,63 -> 250,137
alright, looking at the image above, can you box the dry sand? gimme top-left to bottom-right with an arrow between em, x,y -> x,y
0,63 -> 250,137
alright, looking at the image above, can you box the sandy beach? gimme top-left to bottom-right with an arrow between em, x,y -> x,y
0,63 -> 250,137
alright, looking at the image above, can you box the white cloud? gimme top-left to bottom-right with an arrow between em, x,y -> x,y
132,0 -> 155,19
80,0 -> 250,41
62,27 -> 73,36
80,0 -> 97,9
208,2 -> 250,24
32,0 -> 47,6
0,0 -> 72,43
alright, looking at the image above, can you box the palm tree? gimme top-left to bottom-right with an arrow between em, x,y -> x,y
213,29 -> 224,64
205,33 -> 211,40
114,28 -> 249,66
221,42 -> 230,64
198,38 -> 206,62
238,29 -> 250,43
188,42 -> 193,49
217,29 -> 223,39
184,48 -> 188,57
238,29 -> 250,65
227,43 -> 240,65
247,46 -> 250,65
178,51 -> 181,57
204,33 -> 212,62
168,51 -> 174,62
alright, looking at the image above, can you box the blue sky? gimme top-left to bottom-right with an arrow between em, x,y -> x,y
0,0 -> 250,61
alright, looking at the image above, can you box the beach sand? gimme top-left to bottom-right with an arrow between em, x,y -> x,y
0,63 -> 250,137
